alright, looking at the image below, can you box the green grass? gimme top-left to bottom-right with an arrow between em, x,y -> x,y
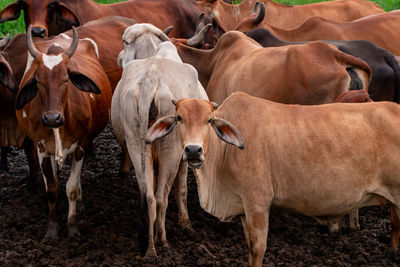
0,0 -> 399,37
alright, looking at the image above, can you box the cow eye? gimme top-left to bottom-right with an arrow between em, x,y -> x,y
177,115 -> 182,122
208,118 -> 212,123
124,40 -> 129,45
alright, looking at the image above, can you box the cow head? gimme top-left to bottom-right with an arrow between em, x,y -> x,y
234,2 -> 265,32
0,0 -> 79,38
146,99 -> 244,169
16,26 -> 100,128
118,23 -> 171,68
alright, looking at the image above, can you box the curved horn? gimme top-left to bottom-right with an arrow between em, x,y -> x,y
158,30 -> 170,42
196,12 -> 205,34
254,3 -> 265,25
65,26 -> 79,58
0,34 -> 10,49
187,23 -> 211,47
26,25 -> 41,59
253,2 -> 260,13
163,26 -> 174,36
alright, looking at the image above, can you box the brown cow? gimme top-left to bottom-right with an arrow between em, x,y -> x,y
146,92 -> 400,266
0,0 -> 216,40
175,31 -> 371,105
0,33 -> 40,190
0,16 -> 136,186
236,5 -> 400,55
15,26 -> 112,239
196,0 -> 384,32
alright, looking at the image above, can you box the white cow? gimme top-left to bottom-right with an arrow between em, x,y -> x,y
111,23 -> 208,257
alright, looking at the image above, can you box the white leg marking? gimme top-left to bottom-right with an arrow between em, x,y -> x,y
53,128 -> 64,169
66,155 -> 84,223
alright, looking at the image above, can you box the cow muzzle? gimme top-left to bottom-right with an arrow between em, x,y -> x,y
42,112 -> 64,128
31,27 -> 47,38
183,145 -> 204,169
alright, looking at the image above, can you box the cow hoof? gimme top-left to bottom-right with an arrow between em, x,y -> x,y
68,223 -> 81,238
44,222 -> 59,240
144,248 -> 157,260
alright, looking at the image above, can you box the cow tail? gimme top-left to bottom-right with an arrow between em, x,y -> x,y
137,75 -> 159,255
385,54 -> 400,103
334,50 -> 372,91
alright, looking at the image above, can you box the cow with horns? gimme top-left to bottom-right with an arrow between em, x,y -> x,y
16,26 -> 112,238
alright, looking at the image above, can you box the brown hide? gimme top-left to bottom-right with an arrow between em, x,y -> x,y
196,0 -> 384,31
176,31 -> 371,105
63,16 -> 135,91
0,0 -> 210,39
238,10 -> 400,55
0,34 -> 27,148
16,34 -> 112,153
334,90 -> 373,103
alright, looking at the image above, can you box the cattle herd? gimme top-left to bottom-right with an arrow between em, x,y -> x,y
0,0 -> 400,266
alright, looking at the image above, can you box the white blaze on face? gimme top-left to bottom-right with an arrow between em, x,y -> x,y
53,128 -> 64,169
22,111 -> 27,118
90,93 -> 94,100
42,54 -> 63,70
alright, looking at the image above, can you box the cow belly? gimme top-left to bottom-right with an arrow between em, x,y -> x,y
274,190 -> 384,219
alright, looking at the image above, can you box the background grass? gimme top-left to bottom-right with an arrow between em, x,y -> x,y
0,0 -> 399,37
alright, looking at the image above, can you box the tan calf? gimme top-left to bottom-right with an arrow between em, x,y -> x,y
146,92 -> 400,266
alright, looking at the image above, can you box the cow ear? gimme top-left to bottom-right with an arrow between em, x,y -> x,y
68,71 -> 101,94
55,2 -> 80,27
145,115 -> 177,144
0,60 -> 17,93
16,77 -> 38,110
0,2 -> 22,23
211,117 -> 244,149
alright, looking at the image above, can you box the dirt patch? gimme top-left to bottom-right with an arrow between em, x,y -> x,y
0,125 -> 396,266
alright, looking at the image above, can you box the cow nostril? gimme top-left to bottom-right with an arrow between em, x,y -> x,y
55,114 -> 61,122
185,146 -> 190,153
31,28 -> 46,38
197,147 -> 203,153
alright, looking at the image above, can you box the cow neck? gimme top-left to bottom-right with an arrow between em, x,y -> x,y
177,43 -> 216,89
192,123 -> 242,222
4,34 -> 28,84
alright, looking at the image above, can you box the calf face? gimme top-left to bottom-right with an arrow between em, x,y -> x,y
16,26 -> 100,128
146,99 -> 244,168
0,0 -> 79,37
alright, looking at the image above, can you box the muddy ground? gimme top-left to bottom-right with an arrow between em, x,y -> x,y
0,125 -> 398,266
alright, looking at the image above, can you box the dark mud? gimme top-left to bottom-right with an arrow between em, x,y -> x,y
0,125 -> 397,266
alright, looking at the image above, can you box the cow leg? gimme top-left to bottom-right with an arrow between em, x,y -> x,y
0,147 -> 9,172
172,160 -> 192,231
23,138 -> 40,192
119,145 -> 131,178
349,209 -> 360,230
128,145 -> 157,257
241,216 -> 252,266
244,209 -> 270,267
38,146 -> 59,240
154,163 -> 175,248
66,146 -> 84,238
